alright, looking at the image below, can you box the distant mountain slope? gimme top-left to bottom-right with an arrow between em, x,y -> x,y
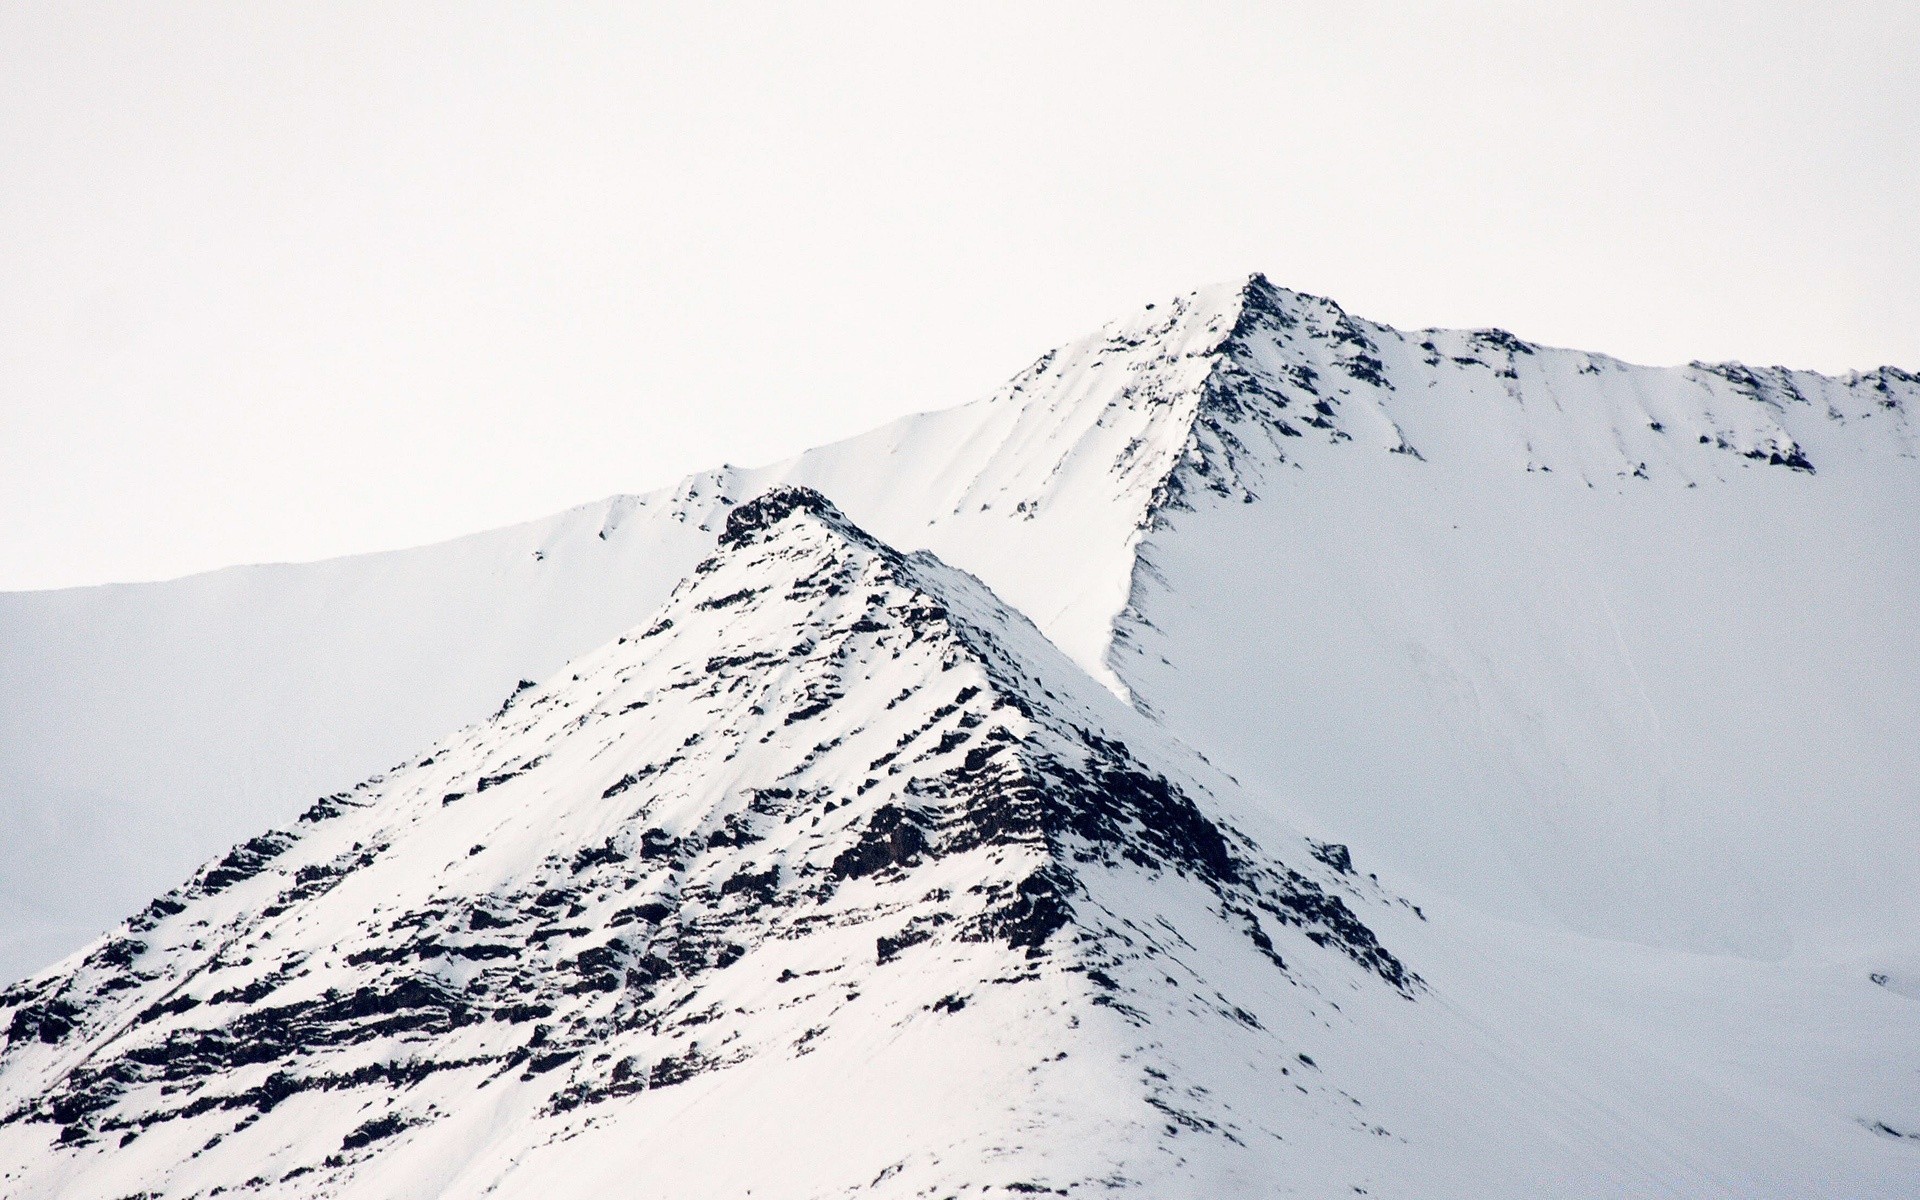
1098,278 -> 1920,953
2,275 -> 1915,979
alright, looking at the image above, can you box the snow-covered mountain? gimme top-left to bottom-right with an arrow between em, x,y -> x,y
0,489 -> 1424,1196
4,274 -> 1913,977
2,275 -> 1917,1192
8,489 -> 1914,1198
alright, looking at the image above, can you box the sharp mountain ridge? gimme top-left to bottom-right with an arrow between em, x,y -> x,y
9,276 -> 1911,979
2,274 -> 1916,1196
0,487 -> 1425,1199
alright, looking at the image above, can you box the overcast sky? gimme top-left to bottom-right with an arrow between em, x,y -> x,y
4,3 -> 1915,590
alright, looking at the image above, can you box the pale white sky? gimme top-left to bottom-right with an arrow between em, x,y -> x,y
3,2 -> 1915,591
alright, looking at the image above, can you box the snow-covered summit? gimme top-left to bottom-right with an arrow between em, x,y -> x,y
8,482 -> 1916,1197
1084,270 -> 1913,509
2,272 -> 1914,968
3,276 -> 1918,1195
0,486 -> 1420,1198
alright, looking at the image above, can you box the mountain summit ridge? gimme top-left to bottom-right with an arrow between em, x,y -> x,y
3,270 -> 1914,973
0,485 -> 1428,1198
2,274 -> 1917,1196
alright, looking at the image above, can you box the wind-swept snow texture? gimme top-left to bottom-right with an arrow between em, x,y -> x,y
1,276 -> 1917,1193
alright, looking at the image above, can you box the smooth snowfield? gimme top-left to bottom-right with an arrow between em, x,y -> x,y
1119,415 -> 1920,955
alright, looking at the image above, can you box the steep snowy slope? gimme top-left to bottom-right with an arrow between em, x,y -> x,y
0,479 -> 737,980
0,281 -> 1248,981
4,274 -> 1916,980
0,490 -> 1424,1198
6,489 -> 1916,1198
1094,278 -> 1920,954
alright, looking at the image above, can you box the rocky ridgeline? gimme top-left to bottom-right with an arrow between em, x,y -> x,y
0,487 -> 1412,1196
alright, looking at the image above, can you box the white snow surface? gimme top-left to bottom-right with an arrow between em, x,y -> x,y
1,274 -> 1917,1193
4,489 -> 1914,1198
0,492 -> 1415,1195
4,274 -> 1913,973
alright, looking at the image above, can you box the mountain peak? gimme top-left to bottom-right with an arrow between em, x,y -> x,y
5,274 -> 1916,1197
1222,271 -> 1345,339
0,481 -> 1416,1196
715,485 -> 858,550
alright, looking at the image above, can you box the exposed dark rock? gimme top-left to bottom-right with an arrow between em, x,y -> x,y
196,831 -> 298,895
717,487 -> 845,548
341,1112 -> 415,1151
1309,841 -> 1354,875
831,805 -> 929,880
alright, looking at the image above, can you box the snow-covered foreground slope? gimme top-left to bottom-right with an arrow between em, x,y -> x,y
6,490 -> 1915,1198
0,491 -> 1414,1196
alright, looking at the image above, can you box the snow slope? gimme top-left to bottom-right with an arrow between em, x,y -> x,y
0,490 -> 1423,1197
2,274 -> 1915,984
0,478 -> 755,981
1102,278 -> 1920,955
0,283 -> 1237,978
8,489 -> 1915,1198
